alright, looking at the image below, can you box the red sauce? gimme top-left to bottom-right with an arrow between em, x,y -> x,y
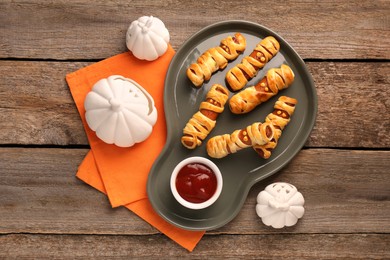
175,163 -> 217,204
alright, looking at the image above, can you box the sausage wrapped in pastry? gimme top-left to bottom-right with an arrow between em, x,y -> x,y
253,96 -> 298,159
181,84 -> 229,149
226,36 -> 280,91
229,64 -> 294,114
206,122 -> 275,159
186,33 -> 246,88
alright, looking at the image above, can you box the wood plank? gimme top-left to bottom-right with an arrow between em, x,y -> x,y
307,61 -> 390,148
1,148 -> 389,235
0,61 -> 89,145
0,0 -> 389,60
0,61 -> 389,147
220,148 -> 390,234
0,148 -> 156,235
0,233 -> 388,258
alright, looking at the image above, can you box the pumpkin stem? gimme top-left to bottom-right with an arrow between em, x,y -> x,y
146,16 -> 154,27
109,98 -> 122,111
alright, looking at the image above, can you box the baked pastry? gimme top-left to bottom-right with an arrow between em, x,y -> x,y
229,64 -> 294,114
253,96 -> 298,159
181,84 -> 229,149
186,33 -> 246,87
206,122 -> 275,158
226,36 -> 280,91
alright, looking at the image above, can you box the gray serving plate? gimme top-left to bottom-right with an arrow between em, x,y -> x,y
147,20 -> 317,231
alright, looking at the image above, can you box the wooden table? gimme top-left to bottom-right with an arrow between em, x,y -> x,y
1,0 -> 389,258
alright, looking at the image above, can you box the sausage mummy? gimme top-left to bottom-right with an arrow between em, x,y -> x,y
181,84 -> 229,149
226,36 -> 280,91
206,122 -> 275,159
186,33 -> 246,88
229,64 -> 295,114
253,96 -> 298,159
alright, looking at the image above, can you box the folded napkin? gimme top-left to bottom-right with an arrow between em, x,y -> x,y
66,46 -> 205,251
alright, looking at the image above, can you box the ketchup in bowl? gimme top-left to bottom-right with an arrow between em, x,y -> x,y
175,163 -> 217,203
170,157 -> 223,210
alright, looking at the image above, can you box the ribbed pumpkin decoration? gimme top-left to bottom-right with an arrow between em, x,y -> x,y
126,16 -> 170,61
84,75 -> 157,147
256,182 -> 305,228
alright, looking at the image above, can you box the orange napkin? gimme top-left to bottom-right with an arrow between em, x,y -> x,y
66,45 -> 205,251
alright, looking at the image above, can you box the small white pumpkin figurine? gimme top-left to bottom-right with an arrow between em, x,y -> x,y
256,182 -> 305,228
84,75 -> 157,147
126,16 -> 170,61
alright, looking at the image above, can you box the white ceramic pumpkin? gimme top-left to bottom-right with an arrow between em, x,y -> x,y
256,182 -> 305,228
84,75 -> 157,147
126,16 -> 170,61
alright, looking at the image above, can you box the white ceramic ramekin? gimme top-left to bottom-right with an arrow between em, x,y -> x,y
170,156 -> 223,210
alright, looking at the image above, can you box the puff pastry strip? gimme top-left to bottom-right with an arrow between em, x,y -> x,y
186,33 -> 246,88
181,84 -> 229,149
229,64 -> 294,114
206,122 -> 275,159
253,96 -> 297,159
226,36 -> 280,91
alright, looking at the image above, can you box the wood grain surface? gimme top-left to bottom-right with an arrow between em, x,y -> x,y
0,0 -> 389,258
1,148 -> 389,235
1,61 -> 389,147
1,234 -> 388,258
1,0 -> 389,60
